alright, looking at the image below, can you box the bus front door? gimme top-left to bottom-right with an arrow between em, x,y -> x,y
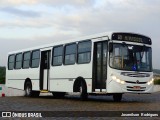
93,41 -> 107,92
40,50 -> 51,90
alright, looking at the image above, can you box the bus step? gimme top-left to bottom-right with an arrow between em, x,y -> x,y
40,90 -> 49,93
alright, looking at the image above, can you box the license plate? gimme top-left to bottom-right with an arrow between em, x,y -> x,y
133,86 -> 141,90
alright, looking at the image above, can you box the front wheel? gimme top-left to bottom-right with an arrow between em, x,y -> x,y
113,93 -> 122,102
79,81 -> 88,100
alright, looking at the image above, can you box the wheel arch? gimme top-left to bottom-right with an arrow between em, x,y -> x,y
24,78 -> 32,90
73,76 -> 87,92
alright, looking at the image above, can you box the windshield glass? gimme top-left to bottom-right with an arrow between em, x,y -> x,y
109,43 -> 152,72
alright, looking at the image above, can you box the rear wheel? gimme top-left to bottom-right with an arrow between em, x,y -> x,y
113,93 -> 122,102
25,81 -> 40,97
25,81 -> 32,97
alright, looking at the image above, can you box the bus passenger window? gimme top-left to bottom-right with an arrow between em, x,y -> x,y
52,46 -> 63,66
64,43 -> 76,65
22,52 -> 31,69
15,53 -> 22,69
8,54 -> 15,70
31,50 -> 40,68
78,40 -> 91,64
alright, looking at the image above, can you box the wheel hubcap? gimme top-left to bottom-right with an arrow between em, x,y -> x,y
80,86 -> 82,93
26,86 -> 31,95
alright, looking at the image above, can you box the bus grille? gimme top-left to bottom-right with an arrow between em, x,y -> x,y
126,86 -> 146,91
121,72 -> 150,77
125,81 -> 147,84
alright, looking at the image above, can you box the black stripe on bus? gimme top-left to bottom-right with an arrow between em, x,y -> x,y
8,79 -> 39,80
49,78 -> 92,80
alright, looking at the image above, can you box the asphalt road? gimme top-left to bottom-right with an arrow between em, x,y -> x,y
0,92 -> 160,119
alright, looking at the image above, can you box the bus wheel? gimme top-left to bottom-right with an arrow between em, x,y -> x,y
25,81 -> 32,97
113,93 -> 122,102
52,92 -> 65,98
79,81 -> 88,100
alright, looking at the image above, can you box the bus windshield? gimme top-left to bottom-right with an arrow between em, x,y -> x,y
109,43 -> 152,72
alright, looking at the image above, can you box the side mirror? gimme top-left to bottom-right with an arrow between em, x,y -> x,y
109,43 -> 113,52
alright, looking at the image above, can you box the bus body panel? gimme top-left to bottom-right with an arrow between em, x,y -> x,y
49,63 -> 93,93
107,67 -> 153,93
6,68 -> 40,90
5,32 -> 153,97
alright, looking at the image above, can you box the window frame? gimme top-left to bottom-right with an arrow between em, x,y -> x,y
64,42 -> 77,65
8,54 -> 15,70
30,49 -> 40,68
52,45 -> 63,66
109,43 -> 152,72
77,40 -> 92,64
22,51 -> 31,69
14,52 -> 22,69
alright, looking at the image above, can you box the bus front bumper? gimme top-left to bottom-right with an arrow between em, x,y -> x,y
107,80 -> 154,94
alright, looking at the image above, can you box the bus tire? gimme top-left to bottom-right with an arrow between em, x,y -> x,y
24,81 -> 40,97
52,92 -> 65,98
113,93 -> 122,102
24,81 -> 32,97
79,81 -> 88,100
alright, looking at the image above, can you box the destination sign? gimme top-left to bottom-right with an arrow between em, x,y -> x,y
112,33 -> 152,45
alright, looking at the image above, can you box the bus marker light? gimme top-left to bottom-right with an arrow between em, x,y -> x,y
116,79 -> 121,83
120,81 -> 125,84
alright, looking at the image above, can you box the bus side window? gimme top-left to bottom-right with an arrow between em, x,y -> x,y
22,51 -> 31,69
31,50 -> 40,68
8,54 -> 15,70
78,40 -> 91,64
15,53 -> 22,69
52,45 -> 63,66
64,43 -> 77,65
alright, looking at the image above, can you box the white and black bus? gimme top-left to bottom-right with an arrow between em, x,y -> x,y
6,32 -> 153,101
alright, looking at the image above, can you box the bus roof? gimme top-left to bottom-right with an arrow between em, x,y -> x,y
8,31 -> 151,54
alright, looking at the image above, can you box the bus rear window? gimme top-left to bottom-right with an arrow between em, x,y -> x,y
8,54 -> 15,70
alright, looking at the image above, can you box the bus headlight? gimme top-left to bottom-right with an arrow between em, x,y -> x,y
147,78 -> 154,85
111,75 -> 125,84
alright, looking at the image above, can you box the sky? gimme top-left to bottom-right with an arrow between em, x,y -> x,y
0,0 -> 160,68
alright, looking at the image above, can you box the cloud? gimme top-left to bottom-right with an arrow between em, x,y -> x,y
0,32 -> 75,66
0,0 -> 160,35
0,7 -> 41,18
0,0 -> 94,7
0,0 -> 37,6
0,0 -> 159,38
0,19 -> 51,28
0,0 -> 160,68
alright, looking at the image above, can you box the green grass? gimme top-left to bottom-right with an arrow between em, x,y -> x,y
0,67 -> 5,84
154,79 -> 160,85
